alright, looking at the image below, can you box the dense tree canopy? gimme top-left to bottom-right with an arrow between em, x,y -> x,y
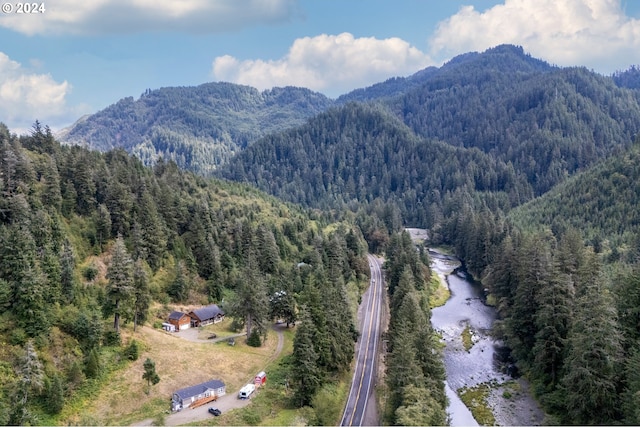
0,122 -> 368,423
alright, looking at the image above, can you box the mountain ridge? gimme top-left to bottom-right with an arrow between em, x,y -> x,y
61,82 -> 334,175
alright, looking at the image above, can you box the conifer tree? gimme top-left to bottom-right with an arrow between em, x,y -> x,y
15,264 -> 50,337
167,260 -> 191,302
227,255 -> 269,342
10,340 -> 44,425
42,157 -> 62,211
85,347 -> 101,379
257,224 -> 280,274
95,203 -> 112,251
60,239 -> 76,303
386,324 -> 423,423
291,311 -> 322,407
561,253 -> 623,424
622,345 -> 640,424
142,358 -> 160,394
105,236 -> 134,333
45,373 -> 65,414
132,259 -> 151,331
394,384 -> 448,426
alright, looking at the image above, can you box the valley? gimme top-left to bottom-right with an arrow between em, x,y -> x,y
2,43 -> 640,425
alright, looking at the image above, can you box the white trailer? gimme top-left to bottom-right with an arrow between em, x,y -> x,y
238,383 -> 255,399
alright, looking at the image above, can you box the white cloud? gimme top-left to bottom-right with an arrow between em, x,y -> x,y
212,32 -> 433,96
0,0 -> 298,35
0,52 -> 86,134
429,0 -> 640,73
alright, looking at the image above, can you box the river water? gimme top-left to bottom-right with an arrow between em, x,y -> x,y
429,250 -> 544,426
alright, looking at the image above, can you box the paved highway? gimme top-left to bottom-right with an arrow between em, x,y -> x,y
340,254 -> 384,426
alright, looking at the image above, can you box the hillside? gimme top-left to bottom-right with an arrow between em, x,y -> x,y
217,102 -> 533,228
385,45 -> 640,195
0,123 -> 368,425
61,45 -> 640,190
508,141 -> 640,261
60,83 -> 334,176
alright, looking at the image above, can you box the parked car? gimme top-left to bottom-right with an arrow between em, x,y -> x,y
208,407 -> 221,416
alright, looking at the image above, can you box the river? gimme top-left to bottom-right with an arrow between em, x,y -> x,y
429,250 -> 545,426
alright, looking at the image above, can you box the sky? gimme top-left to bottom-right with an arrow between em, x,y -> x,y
2,0 -> 640,134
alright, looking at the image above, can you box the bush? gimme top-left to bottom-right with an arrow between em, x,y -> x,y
83,264 -> 98,281
103,330 -> 121,346
9,328 -> 27,346
242,408 -> 261,426
45,374 -> 65,414
124,340 -> 140,361
247,329 -> 262,347
84,348 -> 101,379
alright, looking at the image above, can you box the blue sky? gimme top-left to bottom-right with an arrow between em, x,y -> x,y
2,0 -> 640,134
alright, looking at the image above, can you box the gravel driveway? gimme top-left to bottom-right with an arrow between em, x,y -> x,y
167,324 -> 247,343
131,324 -> 286,426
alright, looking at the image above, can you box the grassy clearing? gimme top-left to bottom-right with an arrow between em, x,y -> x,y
61,320 -> 280,425
183,328 -> 353,427
196,322 -> 243,340
458,383 -> 496,426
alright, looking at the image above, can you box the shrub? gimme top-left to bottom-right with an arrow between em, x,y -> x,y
83,264 -> 98,281
124,340 -> 140,361
103,330 -> 121,346
242,408 -> 261,426
9,328 -> 27,346
247,329 -> 262,347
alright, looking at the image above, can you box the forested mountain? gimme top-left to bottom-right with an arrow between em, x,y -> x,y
215,46 -> 640,425
385,45 -> 640,195
60,83 -> 334,176
335,66 -> 439,103
217,102 -> 532,229
62,45 -> 640,192
219,45 -> 640,213
11,43 -> 640,425
508,141 -> 640,261
0,122 -> 368,425
613,65 -> 640,89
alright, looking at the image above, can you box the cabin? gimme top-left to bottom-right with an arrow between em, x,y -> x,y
168,311 -> 191,331
188,304 -> 225,327
171,379 -> 226,412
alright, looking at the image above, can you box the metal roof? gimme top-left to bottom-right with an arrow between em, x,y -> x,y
173,379 -> 225,400
189,304 -> 224,321
168,311 -> 188,321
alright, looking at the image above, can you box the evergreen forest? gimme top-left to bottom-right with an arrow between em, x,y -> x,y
0,122 -> 371,425
217,45 -> 640,424
4,43 -> 640,425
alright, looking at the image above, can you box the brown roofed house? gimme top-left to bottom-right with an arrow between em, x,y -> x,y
168,311 -> 191,331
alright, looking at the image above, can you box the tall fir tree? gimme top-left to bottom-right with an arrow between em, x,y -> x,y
561,251 -> 623,424
132,259 -> 151,332
105,236 -> 134,333
291,311 -> 322,407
